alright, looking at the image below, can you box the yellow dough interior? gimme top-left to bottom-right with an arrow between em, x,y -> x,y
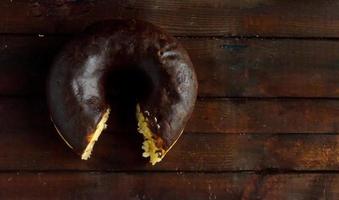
81,108 -> 110,160
136,104 -> 166,165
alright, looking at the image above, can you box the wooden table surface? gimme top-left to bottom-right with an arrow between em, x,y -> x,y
1,1 -> 339,199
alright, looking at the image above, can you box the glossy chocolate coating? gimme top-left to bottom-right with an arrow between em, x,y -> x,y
48,19 -> 198,156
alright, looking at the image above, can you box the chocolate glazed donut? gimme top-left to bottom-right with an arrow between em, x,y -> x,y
48,20 -> 198,165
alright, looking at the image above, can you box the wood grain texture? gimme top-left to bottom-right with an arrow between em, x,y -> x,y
2,36 -> 339,97
0,97 -> 338,171
0,172 -> 251,200
190,99 -> 339,134
2,1 -> 339,37
0,172 -> 338,200
1,1 -> 338,199
246,174 -> 339,199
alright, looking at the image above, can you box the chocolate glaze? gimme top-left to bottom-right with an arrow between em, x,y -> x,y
48,19 -> 198,157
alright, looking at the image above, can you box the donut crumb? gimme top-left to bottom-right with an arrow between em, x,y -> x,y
81,108 -> 110,160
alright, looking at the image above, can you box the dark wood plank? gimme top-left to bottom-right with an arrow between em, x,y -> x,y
252,174 -> 339,199
2,36 -> 339,97
2,1 -> 339,37
0,172 -> 251,200
0,172 -> 338,199
189,38 -> 339,97
0,97 -> 338,171
190,99 -> 339,134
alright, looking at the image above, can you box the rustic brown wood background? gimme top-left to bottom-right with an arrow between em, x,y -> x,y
1,0 -> 339,199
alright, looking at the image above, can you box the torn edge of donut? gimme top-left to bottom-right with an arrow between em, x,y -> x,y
136,104 -> 166,165
81,108 -> 110,160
